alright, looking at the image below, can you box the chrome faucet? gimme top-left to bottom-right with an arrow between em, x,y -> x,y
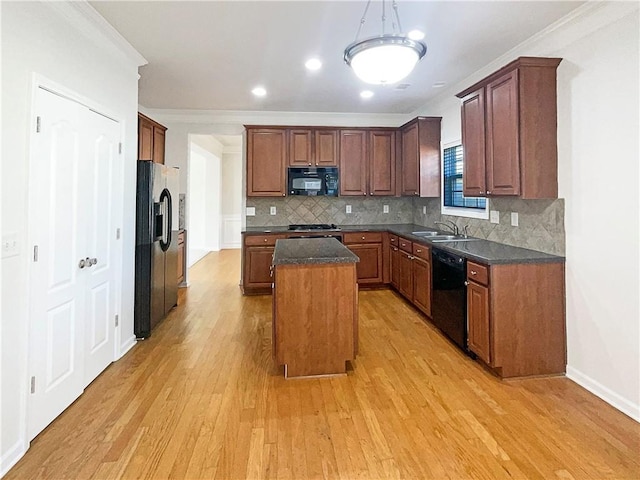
434,220 -> 459,236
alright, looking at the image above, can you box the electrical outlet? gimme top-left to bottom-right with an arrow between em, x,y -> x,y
246,207 -> 256,216
490,210 -> 500,224
422,206 -> 426,215
511,212 -> 519,227
270,206 -> 276,215
383,204 -> 389,214
346,205 -> 352,214
1,232 -> 19,258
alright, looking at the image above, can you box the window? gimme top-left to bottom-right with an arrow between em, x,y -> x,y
441,143 -> 489,219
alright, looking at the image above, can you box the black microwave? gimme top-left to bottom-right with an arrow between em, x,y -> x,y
288,167 -> 339,196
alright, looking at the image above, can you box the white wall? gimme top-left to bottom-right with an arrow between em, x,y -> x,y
221,147 -> 243,248
0,2 -> 143,474
413,3 -> 640,420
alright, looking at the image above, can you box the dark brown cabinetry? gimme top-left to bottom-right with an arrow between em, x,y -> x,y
289,128 -> 338,167
465,260 -> 566,378
241,234 -> 287,294
399,117 -> 441,197
138,113 -> 167,164
389,236 -> 432,318
344,232 -> 383,285
246,128 -> 287,197
411,244 -> 431,317
339,129 -> 397,196
177,231 -> 185,286
457,57 -> 562,199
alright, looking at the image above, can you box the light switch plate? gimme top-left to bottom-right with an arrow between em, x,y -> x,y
270,206 -> 276,215
383,205 -> 389,213
346,205 -> 352,214
511,212 -> 519,227
246,207 -> 256,216
490,210 -> 500,224
2,232 -> 19,258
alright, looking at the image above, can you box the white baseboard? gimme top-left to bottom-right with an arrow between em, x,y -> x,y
1,438 -> 28,478
566,366 -> 640,422
221,214 -> 241,249
118,335 -> 137,359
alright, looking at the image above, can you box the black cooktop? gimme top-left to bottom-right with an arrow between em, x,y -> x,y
288,224 -> 339,231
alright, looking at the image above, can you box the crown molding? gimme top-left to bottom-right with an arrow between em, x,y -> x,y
43,0 -> 147,68
142,108 -> 412,128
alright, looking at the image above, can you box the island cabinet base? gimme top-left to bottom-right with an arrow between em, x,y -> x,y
273,263 -> 358,378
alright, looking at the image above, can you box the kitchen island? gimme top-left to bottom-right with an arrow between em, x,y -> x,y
271,238 -> 359,378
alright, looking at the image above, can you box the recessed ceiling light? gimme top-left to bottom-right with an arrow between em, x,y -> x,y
432,82 -> 446,88
251,86 -> 267,97
305,58 -> 322,71
360,90 -> 374,99
408,29 -> 425,41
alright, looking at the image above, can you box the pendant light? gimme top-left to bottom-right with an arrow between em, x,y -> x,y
344,0 -> 427,85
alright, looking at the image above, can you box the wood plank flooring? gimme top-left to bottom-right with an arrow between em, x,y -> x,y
7,250 -> 640,479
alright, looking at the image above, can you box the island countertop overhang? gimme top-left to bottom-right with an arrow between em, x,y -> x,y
272,238 -> 360,266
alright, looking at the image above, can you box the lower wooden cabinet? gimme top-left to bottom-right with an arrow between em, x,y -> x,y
241,234 -> 286,294
466,260 -> 566,377
412,256 -> 431,317
389,236 -> 432,318
177,231 -> 185,285
344,232 -> 383,285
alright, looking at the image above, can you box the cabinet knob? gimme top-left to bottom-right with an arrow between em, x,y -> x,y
464,281 -> 469,286
361,236 -> 365,240
264,238 -> 268,242
486,191 -> 491,194
470,270 -> 477,275
363,192 -> 367,195
282,193 -> 285,196
416,249 -> 422,253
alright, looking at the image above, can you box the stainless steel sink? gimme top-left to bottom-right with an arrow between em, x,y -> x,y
411,231 -> 440,237
430,235 -> 479,242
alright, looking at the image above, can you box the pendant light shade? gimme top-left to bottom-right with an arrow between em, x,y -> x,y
344,1 -> 427,85
344,34 -> 426,85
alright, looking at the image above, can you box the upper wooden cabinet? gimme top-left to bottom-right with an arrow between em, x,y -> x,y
138,113 -> 167,164
399,117 -> 442,197
288,128 -> 338,167
339,128 -> 397,196
246,128 -> 287,197
457,57 -> 562,199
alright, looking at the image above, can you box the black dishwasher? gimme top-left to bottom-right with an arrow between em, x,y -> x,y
431,247 -> 468,353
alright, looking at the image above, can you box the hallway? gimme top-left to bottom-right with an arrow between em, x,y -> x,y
6,250 -> 640,479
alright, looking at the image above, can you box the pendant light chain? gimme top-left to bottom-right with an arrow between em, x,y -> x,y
392,0 -> 403,33
354,0 -> 372,42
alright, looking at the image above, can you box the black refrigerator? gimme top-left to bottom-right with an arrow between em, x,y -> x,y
134,161 -> 179,338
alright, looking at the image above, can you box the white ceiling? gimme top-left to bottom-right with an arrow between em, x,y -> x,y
91,1 -> 584,114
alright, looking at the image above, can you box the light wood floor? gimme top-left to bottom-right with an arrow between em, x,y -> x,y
7,250 -> 640,479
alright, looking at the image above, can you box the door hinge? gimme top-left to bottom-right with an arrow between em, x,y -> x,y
36,116 -> 41,133
30,376 -> 36,394
33,245 -> 39,262
116,228 -> 121,240
115,314 -> 119,327
118,142 -> 122,154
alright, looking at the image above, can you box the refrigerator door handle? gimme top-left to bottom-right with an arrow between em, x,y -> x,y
159,188 -> 172,252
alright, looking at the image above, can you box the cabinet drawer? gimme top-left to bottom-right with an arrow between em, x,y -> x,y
343,232 -> 383,244
244,234 -> 286,247
467,261 -> 489,285
412,243 -> 430,261
398,237 -> 413,253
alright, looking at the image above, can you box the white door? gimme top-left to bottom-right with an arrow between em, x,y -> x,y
28,87 -> 121,439
82,110 -> 120,387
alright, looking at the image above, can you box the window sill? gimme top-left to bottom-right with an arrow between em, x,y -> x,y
441,204 -> 489,220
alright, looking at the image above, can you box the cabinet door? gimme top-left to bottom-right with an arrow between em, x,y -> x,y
138,117 -> 153,161
400,123 -> 419,196
413,257 -> 431,317
347,243 -> 382,284
315,130 -> 338,166
461,89 -> 487,197
247,128 -> 287,197
152,126 -> 165,164
289,129 -> 312,166
467,280 -> 491,364
339,130 -> 368,196
398,250 -> 414,300
486,70 -> 520,195
369,130 -> 396,196
390,247 -> 400,288
244,247 -> 275,287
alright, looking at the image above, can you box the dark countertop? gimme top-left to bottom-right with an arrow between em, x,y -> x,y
245,223 -> 564,265
272,238 -> 360,266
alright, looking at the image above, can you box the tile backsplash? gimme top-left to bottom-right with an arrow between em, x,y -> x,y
413,197 -> 565,256
246,196 -> 565,256
246,196 -> 413,226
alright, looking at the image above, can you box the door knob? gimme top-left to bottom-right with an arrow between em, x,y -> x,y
78,259 -> 86,269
